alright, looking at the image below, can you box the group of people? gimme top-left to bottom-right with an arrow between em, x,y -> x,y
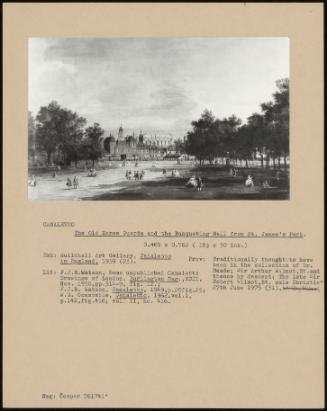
171,169 -> 180,177
245,170 -> 283,189
87,168 -> 97,177
125,169 -> 145,180
230,166 -> 238,177
245,175 -> 254,187
66,176 -> 79,189
186,176 -> 204,191
162,168 -> 180,178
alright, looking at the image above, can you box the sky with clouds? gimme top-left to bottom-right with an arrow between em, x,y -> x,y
29,37 -> 289,138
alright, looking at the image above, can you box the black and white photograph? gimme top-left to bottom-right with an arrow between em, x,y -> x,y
28,37 -> 289,200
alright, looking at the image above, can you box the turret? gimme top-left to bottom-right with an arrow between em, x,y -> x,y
118,125 -> 124,140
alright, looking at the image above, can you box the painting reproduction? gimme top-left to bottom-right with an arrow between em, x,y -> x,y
28,37 -> 289,200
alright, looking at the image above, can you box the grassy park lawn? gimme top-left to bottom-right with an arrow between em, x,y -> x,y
28,161 -> 289,200
90,166 -> 289,201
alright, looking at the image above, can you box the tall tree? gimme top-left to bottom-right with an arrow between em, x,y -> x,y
82,123 -> 104,167
261,78 -> 289,168
35,101 -> 86,165
218,115 -> 242,165
57,110 -> 86,166
185,110 -> 218,164
35,101 -> 62,164
28,111 -> 36,159
234,124 -> 255,167
247,112 -> 267,168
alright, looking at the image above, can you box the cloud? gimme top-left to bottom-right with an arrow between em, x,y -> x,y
29,37 -> 289,138
149,86 -> 196,114
43,38 -> 118,62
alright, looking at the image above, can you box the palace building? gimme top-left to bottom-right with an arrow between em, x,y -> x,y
102,125 -> 174,160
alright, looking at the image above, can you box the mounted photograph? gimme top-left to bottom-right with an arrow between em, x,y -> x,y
28,37 -> 289,200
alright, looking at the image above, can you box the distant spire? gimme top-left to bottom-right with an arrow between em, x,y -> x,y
118,124 -> 124,140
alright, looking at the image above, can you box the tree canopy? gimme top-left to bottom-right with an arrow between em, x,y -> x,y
35,101 -> 86,165
183,78 -> 289,167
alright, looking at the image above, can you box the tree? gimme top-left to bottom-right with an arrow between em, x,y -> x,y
273,78 -> 289,168
174,138 -> 185,153
184,78 -> 289,170
234,124 -> 255,167
185,110 -> 218,164
247,112 -> 267,168
36,101 -> 62,164
35,101 -> 86,165
28,111 -> 36,159
82,123 -> 104,167
57,110 -> 86,166
217,115 -> 242,165
260,78 -> 289,168
185,110 -> 243,165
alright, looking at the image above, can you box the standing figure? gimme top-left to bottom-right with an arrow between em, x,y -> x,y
73,176 -> 79,189
196,177 -> 204,191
